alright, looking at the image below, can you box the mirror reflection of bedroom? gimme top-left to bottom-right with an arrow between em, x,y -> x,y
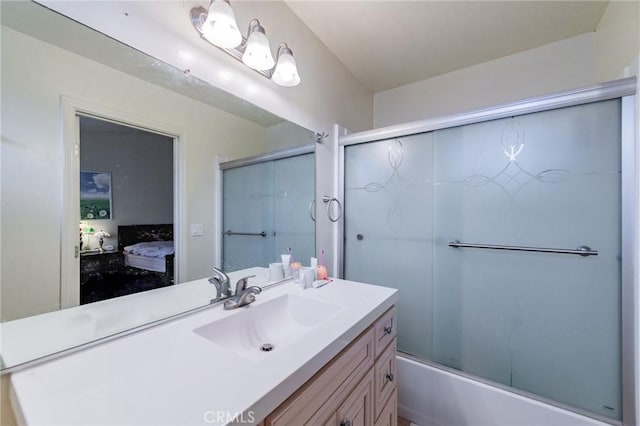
78,116 -> 175,304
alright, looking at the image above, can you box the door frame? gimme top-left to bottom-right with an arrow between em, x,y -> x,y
60,96 -> 186,308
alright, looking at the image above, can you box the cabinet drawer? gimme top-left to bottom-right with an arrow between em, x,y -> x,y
374,388 -> 397,426
374,338 -> 397,420
265,327 -> 374,426
373,307 -> 396,358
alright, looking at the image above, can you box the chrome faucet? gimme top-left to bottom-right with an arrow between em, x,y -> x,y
208,267 -> 231,299
223,275 -> 261,310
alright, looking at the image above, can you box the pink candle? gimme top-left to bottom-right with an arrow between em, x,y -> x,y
317,265 -> 328,280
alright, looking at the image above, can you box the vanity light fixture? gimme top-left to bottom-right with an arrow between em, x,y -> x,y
190,2 -> 300,87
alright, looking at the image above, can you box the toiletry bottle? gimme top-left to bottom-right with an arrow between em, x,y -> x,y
310,257 -> 318,280
281,253 -> 292,278
317,249 -> 328,280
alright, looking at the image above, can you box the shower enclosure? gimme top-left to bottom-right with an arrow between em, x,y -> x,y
221,151 -> 315,272
340,80 -> 636,423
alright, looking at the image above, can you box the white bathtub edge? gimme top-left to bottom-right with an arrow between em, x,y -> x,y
396,355 -> 612,426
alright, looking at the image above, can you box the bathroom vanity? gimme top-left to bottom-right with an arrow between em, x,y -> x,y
264,306 -> 397,426
8,270 -> 397,425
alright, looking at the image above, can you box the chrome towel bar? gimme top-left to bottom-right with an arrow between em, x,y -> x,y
224,230 -> 267,237
448,240 -> 598,257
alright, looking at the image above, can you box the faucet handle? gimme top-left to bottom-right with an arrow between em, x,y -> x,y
211,266 -> 225,277
235,275 -> 256,293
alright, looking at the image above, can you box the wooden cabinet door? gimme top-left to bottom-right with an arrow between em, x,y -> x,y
337,371 -> 374,426
374,338 -> 397,419
374,389 -> 397,426
265,328 -> 374,426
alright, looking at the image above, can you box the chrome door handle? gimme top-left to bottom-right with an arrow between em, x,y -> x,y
308,199 -> 316,222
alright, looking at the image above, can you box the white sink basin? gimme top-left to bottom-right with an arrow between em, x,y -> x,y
193,293 -> 347,362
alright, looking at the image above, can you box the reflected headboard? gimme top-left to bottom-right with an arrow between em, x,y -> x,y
117,224 -> 173,252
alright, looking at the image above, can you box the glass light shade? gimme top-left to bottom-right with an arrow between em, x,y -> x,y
272,51 -> 300,87
202,0 -> 242,49
242,30 -> 275,71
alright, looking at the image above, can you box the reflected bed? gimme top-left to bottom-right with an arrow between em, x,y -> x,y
118,224 -> 174,276
79,224 -> 175,305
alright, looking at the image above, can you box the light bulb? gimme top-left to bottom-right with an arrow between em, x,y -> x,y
272,47 -> 300,87
202,0 -> 241,49
242,21 -> 275,71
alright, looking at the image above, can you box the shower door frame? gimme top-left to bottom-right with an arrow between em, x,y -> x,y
337,77 -> 637,425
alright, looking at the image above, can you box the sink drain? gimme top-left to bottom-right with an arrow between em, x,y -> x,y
260,343 -> 275,352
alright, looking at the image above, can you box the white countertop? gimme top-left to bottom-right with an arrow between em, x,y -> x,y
10,270 -> 397,425
1,268 -> 289,369
1,275 -> 218,369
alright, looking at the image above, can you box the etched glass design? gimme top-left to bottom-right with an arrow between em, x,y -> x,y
344,99 -> 622,419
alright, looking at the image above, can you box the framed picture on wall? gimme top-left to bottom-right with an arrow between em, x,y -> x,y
80,170 -> 112,220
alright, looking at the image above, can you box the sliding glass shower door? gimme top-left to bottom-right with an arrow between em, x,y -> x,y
222,153 -> 315,271
344,99 -> 622,419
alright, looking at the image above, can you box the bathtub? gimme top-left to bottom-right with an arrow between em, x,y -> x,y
397,355 -> 610,426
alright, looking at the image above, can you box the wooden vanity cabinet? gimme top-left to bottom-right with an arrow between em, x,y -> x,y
374,389 -> 398,426
264,306 -> 397,426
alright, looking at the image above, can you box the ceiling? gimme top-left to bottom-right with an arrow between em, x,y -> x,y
285,1 -> 609,93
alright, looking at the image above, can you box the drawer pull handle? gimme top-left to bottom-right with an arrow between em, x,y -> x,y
383,325 -> 393,335
340,421 -> 351,426
385,372 -> 394,383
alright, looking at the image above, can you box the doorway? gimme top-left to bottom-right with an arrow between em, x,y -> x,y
60,97 -> 184,309
77,116 -> 175,304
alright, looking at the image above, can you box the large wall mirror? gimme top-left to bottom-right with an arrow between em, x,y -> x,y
0,1 -> 315,370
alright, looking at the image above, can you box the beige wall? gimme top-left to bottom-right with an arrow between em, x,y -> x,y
594,0 -> 640,81
0,27 -> 268,321
373,33 -> 598,127
266,121 -> 315,152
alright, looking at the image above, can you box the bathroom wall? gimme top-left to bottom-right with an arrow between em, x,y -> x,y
79,122 -> 174,249
594,0 -> 640,82
1,27 -> 268,321
265,121 -> 315,152
373,33 -> 598,127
